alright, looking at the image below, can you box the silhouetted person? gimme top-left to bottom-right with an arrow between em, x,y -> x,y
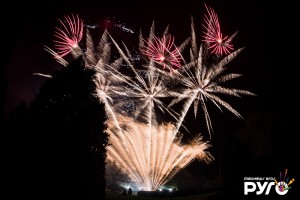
122,188 -> 128,196
128,188 -> 132,195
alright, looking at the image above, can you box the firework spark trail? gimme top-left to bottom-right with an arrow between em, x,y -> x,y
37,14 -> 84,78
94,74 -> 126,140
202,3 -> 236,55
43,14 -> 84,67
43,46 -> 69,67
107,116 -> 153,189
106,116 -> 213,190
140,35 -> 181,72
109,34 -> 180,125
86,30 -> 130,141
53,14 -> 84,58
168,20 -> 255,137
108,36 -> 183,185
156,136 -> 212,188
108,122 -> 147,185
139,22 -> 190,73
107,31 -> 213,190
32,73 -> 53,78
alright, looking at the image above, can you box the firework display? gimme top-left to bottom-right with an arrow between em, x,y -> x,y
43,3 -> 254,191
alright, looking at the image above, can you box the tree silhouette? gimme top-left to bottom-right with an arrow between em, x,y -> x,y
27,56 -> 108,199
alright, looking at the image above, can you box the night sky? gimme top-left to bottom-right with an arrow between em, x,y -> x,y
2,0 -> 299,198
2,0 -> 286,116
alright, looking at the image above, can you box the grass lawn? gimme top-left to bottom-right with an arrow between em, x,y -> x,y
105,191 -> 219,200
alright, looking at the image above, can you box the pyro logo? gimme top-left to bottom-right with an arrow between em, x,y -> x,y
244,169 -> 295,195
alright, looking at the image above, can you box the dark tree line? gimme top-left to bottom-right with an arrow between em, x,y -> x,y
4,56 -> 108,200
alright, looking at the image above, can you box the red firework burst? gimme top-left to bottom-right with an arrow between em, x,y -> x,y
202,4 -> 234,55
140,34 -> 181,72
53,14 -> 83,57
